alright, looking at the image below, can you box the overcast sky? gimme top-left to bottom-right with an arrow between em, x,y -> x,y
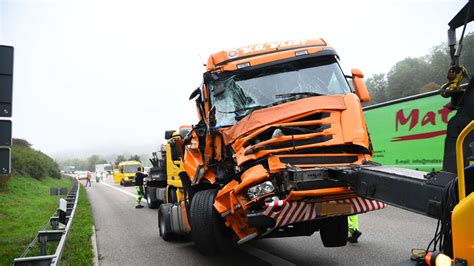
0,0 -> 471,159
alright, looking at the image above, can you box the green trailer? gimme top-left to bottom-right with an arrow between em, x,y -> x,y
363,91 -> 453,171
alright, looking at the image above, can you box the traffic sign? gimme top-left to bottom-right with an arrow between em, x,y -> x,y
0,45 -> 13,118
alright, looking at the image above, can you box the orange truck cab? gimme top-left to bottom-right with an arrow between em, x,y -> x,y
165,39 -> 386,255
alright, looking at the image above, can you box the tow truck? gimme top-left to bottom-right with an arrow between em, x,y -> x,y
113,160 -> 142,185
143,127 -> 190,210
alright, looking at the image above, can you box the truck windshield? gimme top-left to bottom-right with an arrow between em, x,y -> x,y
209,57 -> 350,126
124,164 -> 140,173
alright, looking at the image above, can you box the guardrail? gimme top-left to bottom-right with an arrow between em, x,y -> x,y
13,178 -> 80,266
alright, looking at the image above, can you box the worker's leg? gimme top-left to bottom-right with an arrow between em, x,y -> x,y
135,186 -> 143,208
348,214 -> 359,233
348,215 -> 362,243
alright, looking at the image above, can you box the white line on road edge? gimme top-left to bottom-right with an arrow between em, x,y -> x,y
99,182 -> 146,204
100,181 -> 294,265
238,244 -> 296,266
91,225 -> 99,266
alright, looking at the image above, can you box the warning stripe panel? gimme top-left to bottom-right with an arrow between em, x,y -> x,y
261,197 -> 387,229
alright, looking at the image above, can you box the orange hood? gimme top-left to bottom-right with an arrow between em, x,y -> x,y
221,95 -> 346,145
220,94 -> 371,167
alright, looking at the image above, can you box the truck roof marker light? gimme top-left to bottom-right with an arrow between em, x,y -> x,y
237,62 -> 251,69
295,50 -> 309,56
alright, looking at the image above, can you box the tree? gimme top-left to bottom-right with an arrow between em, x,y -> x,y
459,33 -> 474,74
86,154 -> 105,171
365,73 -> 388,104
427,45 -> 450,85
419,82 -> 440,93
386,57 -> 431,99
129,155 -> 141,162
115,155 -> 126,165
364,33 -> 474,105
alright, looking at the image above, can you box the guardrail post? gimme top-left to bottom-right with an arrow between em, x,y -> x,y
51,219 -> 58,230
39,234 -> 47,256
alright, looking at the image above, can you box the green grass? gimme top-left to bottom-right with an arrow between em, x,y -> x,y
0,176 -> 73,265
61,185 -> 94,265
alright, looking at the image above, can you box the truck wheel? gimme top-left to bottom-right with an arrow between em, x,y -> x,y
146,187 -> 159,209
120,179 -> 124,186
319,216 -> 348,247
158,203 -> 175,241
156,187 -> 167,203
190,189 -> 233,255
167,187 -> 177,204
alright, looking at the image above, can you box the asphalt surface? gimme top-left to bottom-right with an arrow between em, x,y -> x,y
85,176 -> 437,266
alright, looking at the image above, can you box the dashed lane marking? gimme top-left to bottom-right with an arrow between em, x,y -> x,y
99,181 -> 146,203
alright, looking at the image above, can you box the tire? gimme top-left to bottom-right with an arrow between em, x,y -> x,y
158,203 -> 175,241
146,187 -> 159,209
189,189 -> 233,255
167,186 -> 178,204
120,179 -> 124,186
320,216 -> 348,247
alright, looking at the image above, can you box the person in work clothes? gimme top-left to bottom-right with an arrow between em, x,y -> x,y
135,167 -> 148,208
348,215 -> 362,243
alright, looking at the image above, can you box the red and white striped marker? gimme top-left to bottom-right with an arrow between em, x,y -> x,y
260,197 -> 387,229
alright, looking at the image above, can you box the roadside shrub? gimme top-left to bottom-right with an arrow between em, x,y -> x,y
11,139 -> 61,179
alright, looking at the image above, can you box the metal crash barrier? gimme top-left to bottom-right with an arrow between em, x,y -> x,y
13,178 -> 80,266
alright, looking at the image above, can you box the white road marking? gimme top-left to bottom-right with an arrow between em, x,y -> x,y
100,182 -> 146,203
99,180 -> 295,265
91,225 -> 99,266
238,245 -> 296,266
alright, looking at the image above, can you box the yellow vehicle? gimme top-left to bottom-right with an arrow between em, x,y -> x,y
113,160 -> 142,186
144,127 -> 190,209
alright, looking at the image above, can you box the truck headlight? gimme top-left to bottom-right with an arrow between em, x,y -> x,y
247,181 -> 275,200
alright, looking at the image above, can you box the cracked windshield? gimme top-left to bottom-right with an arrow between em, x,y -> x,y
210,58 -> 350,126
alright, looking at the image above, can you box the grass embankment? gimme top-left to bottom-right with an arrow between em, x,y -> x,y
0,138 -> 95,265
0,176 -> 73,265
61,185 -> 94,265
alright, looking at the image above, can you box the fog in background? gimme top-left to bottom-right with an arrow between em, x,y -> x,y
0,0 -> 471,160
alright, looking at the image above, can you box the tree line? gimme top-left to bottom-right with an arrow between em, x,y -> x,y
365,33 -> 474,104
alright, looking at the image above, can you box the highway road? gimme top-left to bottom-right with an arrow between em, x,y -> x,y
85,176 -> 437,266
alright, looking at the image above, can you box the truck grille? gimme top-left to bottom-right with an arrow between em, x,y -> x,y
232,104 -> 370,168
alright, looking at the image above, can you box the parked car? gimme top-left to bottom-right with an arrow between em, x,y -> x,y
75,171 -> 88,180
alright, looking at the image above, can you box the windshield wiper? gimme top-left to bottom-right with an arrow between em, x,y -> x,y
219,105 -> 270,121
275,92 -> 324,98
221,105 -> 269,114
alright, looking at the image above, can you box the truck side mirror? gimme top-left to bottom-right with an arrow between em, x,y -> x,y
189,87 -> 201,100
351,68 -> 371,103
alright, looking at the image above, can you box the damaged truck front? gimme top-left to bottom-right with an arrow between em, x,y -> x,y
177,39 -> 386,255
